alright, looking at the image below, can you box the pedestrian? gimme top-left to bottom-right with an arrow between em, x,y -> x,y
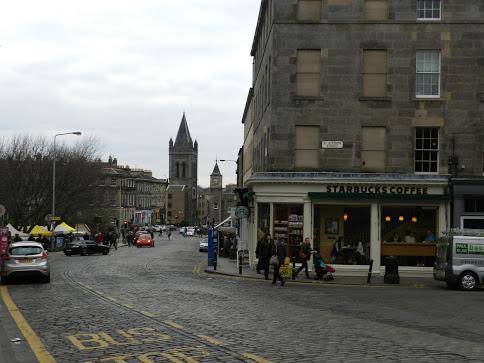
159,228 -> 163,238
296,237 -> 312,279
255,234 -> 271,279
149,226 -> 154,239
108,230 -> 117,250
13,233 -> 22,242
270,238 -> 286,286
167,229 -> 171,240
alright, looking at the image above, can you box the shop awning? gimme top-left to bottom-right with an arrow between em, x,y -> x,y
308,192 -> 451,201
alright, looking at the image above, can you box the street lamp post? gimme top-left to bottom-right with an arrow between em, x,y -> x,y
51,132 -> 81,250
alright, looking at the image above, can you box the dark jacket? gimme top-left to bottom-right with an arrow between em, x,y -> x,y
256,238 -> 271,261
271,240 -> 286,264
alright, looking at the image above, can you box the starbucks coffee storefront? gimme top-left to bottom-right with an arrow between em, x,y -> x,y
246,173 -> 450,275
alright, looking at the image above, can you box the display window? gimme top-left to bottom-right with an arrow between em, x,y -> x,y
313,205 -> 370,265
257,203 -> 271,240
380,206 -> 437,266
273,204 -> 304,258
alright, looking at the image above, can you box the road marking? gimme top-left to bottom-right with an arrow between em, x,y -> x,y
0,286 -> 56,363
106,296 -> 118,302
139,310 -> 156,318
120,303 -> 134,309
242,352 -> 272,363
197,335 -> 223,346
164,320 -> 184,330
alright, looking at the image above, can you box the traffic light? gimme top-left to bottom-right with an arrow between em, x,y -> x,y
123,220 -> 128,228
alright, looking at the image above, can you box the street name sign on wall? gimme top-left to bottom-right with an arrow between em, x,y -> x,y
322,141 -> 343,149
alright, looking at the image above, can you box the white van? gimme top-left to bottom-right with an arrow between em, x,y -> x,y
434,230 -> 484,290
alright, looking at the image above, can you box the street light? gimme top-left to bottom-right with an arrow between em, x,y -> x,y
51,132 -> 81,249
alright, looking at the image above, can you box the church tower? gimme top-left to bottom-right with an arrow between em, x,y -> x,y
208,162 -> 223,226
169,113 -> 198,224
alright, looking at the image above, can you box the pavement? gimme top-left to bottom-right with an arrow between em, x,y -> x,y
205,256 -> 441,288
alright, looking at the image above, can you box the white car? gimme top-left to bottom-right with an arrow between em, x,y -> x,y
199,238 -> 208,252
186,228 -> 196,237
1,242 -> 50,284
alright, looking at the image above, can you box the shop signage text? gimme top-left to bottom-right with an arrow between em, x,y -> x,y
326,185 -> 429,195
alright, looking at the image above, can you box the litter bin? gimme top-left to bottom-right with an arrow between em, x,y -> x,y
384,256 -> 400,284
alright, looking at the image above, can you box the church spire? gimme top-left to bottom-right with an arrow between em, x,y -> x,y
211,162 -> 221,176
174,112 -> 193,150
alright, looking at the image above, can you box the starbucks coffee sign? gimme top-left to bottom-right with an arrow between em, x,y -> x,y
326,185 -> 429,195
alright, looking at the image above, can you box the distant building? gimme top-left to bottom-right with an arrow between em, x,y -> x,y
96,156 -> 166,228
165,185 -> 186,225
168,113 -> 198,225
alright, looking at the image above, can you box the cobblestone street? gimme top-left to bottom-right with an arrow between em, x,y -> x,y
2,234 -> 484,363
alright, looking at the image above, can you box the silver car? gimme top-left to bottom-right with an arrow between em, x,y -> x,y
1,242 -> 50,284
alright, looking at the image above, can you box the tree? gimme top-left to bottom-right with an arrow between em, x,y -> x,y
0,134 -> 102,229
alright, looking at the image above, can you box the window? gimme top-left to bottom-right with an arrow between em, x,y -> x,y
361,127 -> 386,172
415,127 -> 439,173
464,198 -> 484,213
362,50 -> 387,97
364,0 -> 388,21
182,162 -> 186,178
213,202 -> 218,210
297,0 -> 321,22
416,50 -> 441,97
168,202 -> 172,208
417,0 -> 441,20
295,126 -> 319,169
176,162 -> 179,178
168,211 -> 172,217
296,50 -> 321,97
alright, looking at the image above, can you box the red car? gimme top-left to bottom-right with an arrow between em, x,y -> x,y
136,234 -> 154,248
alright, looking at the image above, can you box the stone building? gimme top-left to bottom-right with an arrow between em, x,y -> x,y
168,113 -> 198,225
240,0 -> 484,274
97,157 -> 166,228
207,163 -> 238,226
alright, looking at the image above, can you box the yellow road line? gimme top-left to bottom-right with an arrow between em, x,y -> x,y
164,320 -> 184,330
0,286 -> 56,363
242,352 -> 272,363
139,310 -> 156,318
120,303 -> 134,309
197,335 -> 223,346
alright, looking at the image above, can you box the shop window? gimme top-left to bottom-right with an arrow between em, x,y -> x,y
381,206 -> 437,267
314,205 -> 370,265
257,203 -> 271,240
295,126 -> 320,169
364,0 -> 388,21
362,50 -> 387,97
415,127 -> 439,173
273,204 -> 304,258
464,198 -> 484,213
296,50 -> 321,97
461,217 -> 484,229
361,127 -> 386,172
297,0 -> 321,22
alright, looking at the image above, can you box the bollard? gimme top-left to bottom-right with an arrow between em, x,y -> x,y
238,252 -> 242,275
367,259 -> 374,284
292,257 -> 296,281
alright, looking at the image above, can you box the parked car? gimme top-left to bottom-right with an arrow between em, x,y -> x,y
1,242 -> 50,284
136,234 -> 155,248
199,238 -> 208,252
64,239 -> 110,256
186,227 -> 196,237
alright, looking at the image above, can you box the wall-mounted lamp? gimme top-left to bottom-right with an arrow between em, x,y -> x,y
343,213 -> 348,222
411,217 -> 418,223
385,216 -> 391,222
398,216 -> 405,222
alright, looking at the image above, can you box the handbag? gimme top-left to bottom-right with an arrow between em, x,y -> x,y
298,248 -> 306,259
269,255 -> 279,266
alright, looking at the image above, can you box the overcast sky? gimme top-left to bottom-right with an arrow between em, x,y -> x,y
0,0 -> 260,186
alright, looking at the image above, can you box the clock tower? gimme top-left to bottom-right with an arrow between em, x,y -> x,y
209,162 -> 223,226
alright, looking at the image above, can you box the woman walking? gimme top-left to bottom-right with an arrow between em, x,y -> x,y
270,239 -> 286,286
296,237 -> 312,279
256,234 -> 271,279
